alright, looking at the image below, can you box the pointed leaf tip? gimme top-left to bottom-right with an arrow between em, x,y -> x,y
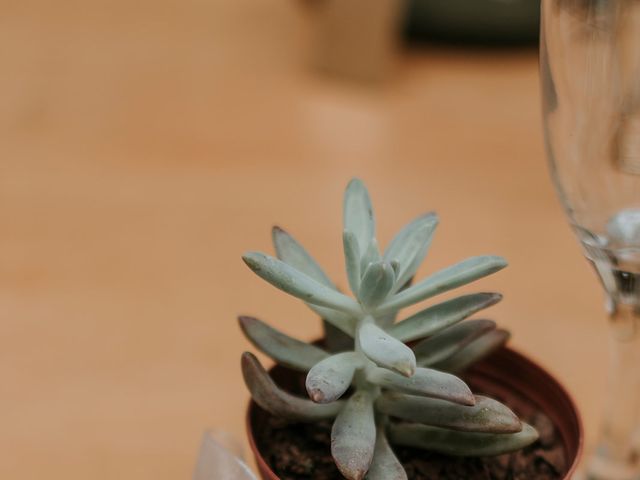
378,255 -> 509,315
344,178 -> 376,257
388,422 -> 539,457
241,252 -> 360,315
413,318 -> 497,367
397,364 -> 415,378
359,323 -> 416,377
306,352 -> 361,404
432,328 -> 511,374
270,226 -> 336,288
358,261 -> 395,308
267,231 -> 357,335
384,211 -> 440,292
388,292 -> 503,343
331,391 -> 376,480
368,367 -> 474,405
242,251 -> 260,268
241,352 -> 343,421
378,393 -> 521,433
343,230 -> 362,296
238,315 -> 329,371
491,255 -> 508,268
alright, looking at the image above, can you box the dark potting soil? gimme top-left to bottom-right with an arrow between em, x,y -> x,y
255,409 -> 565,480
253,370 -> 567,480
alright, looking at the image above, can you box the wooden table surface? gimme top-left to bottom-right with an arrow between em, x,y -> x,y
1,1 -> 606,478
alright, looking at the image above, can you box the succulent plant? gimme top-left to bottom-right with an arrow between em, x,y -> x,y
240,179 -> 539,480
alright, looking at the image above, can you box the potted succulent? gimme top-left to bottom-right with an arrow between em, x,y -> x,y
239,179 -> 582,479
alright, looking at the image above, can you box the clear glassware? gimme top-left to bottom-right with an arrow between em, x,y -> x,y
193,430 -> 256,480
541,1 -> 640,479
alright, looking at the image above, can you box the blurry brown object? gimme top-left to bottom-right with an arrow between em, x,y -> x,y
307,0 -> 406,81
404,0 -> 539,44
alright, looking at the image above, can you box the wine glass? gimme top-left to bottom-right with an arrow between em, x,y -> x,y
541,1 -> 640,479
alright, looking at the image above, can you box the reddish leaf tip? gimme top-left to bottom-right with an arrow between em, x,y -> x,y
237,315 -> 257,327
308,389 -> 325,403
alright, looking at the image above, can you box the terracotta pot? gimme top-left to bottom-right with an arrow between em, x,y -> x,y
246,346 -> 583,480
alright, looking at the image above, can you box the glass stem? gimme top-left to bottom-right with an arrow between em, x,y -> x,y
589,298 -> 640,480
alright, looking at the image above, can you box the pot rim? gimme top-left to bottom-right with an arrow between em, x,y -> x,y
469,347 -> 584,478
245,345 -> 584,480
246,403 -> 278,480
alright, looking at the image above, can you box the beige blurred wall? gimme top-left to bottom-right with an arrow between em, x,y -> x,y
1,1 -> 605,479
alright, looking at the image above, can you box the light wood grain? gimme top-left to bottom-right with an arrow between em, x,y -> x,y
1,1 -> 604,478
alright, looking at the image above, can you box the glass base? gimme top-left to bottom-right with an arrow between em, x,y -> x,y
193,430 -> 256,480
581,450 -> 640,480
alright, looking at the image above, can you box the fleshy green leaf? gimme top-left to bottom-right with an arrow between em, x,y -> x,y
307,304 -> 356,336
414,319 -> 496,367
359,322 -> 416,377
365,428 -> 407,480
360,238 -> 382,273
306,352 -> 363,403
376,256 -> 508,315
376,275 -> 414,329
390,260 -> 400,278
239,316 -> 329,371
271,228 -> 356,336
344,178 -> 376,257
332,391 -> 376,480
241,352 -> 343,422
387,293 -> 502,342
243,252 -> 361,316
432,329 -> 510,374
343,230 -> 362,296
272,226 -> 336,288
358,262 -> 395,308
387,422 -> 539,457
384,213 -> 439,292
366,366 -> 474,406
377,393 -> 521,433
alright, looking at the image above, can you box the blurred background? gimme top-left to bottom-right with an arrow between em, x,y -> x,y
1,0 -> 605,478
